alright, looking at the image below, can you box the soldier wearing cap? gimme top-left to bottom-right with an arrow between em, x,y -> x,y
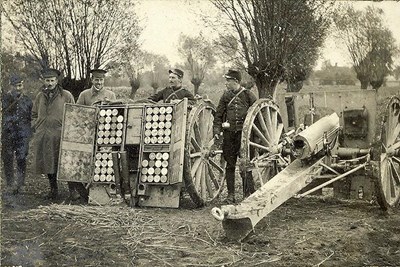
76,68 -> 116,105
1,74 -> 33,195
148,68 -> 195,104
213,69 -> 257,203
32,68 -> 76,200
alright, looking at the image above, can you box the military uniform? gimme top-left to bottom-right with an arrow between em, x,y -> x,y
213,87 -> 257,199
76,86 -> 116,105
148,86 -> 195,104
1,88 -> 33,193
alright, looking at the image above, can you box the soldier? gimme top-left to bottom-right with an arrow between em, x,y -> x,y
148,68 -> 195,104
32,68 -> 76,200
76,69 -> 116,105
213,69 -> 257,203
1,74 -> 33,195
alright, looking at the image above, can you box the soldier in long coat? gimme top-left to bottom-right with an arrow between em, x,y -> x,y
32,68 -> 75,200
1,74 -> 33,194
213,69 -> 257,204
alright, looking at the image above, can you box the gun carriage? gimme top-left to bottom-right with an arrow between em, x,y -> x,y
211,89 -> 400,241
57,98 -> 225,208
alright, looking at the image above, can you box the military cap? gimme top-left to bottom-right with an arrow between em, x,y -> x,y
10,74 -> 23,86
224,69 -> 241,82
90,69 -> 107,78
168,68 -> 184,79
41,68 -> 61,78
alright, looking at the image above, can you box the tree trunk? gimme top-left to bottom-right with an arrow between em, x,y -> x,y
130,78 -> 140,99
254,76 -> 277,99
360,79 -> 369,89
191,78 -> 202,95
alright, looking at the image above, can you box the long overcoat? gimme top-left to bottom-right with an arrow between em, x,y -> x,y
32,85 -> 75,174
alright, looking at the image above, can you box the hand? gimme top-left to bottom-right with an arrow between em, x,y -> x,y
214,134 -> 220,140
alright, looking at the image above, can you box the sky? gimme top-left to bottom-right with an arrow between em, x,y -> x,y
135,0 -> 400,69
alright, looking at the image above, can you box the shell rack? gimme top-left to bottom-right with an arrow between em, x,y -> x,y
58,100 -> 187,208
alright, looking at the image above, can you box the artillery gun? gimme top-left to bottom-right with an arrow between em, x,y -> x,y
57,98 -> 226,208
211,95 -> 400,241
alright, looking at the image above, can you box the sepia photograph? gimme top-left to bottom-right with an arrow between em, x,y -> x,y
1,0 -> 399,266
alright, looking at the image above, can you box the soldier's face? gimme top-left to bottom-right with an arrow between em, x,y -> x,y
93,77 -> 105,90
44,77 -> 58,90
169,73 -> 181,88
225,79 -> 238,90
15,82 -> 24,91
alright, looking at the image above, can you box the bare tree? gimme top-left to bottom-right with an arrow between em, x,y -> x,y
210,0 -> 331,98
333,5 -> 398,89
2,0 -> 141,92
178,33 -> 216,95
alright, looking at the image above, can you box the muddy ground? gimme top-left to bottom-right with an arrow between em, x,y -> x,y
1,152 -> 400,267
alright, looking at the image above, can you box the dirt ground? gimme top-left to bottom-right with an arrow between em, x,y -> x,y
1,151 -> 399,267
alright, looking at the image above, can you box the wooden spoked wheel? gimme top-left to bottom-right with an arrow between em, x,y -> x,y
377,96 -> 400,209
183,102 -> 225,207
240,99 -> 288,191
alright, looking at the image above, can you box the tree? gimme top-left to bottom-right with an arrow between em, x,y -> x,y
178,33 -> 217,95
210,0 -> 331,98
333,5 -> 398,89
141,53 -> 171,93
2,0 -> 141,96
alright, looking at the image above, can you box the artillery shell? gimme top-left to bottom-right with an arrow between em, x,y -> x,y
117,123 -> 123,129
97,137 -> 104,144
110,130 -> 116,136
154,175 -> 161,183
101,168 -> 107,174
159,106 -> 166,114
152,114 -> 159,121
161,160 -> 168,167
99,116 -> 106,123
152,121 -> 159,129
150,136 -> 158,144
153,107 -> 160,114
160,175 -> 168,183
146,114 -> 153,121
99,109 -> 106,117
154,167 -> 161,175
155,160 -> 162,168
163,136 -> 171,143
165,122 -> 172,129
161,167 -> 168,175
112,109 -> 118,116
147,175 -> 154,182
95,153 -> 102,160
103,137 -> 110,144
146,107 -> 153,115
145,129 -> 152,137
97,130 -> 104,137
101,153 -> 108,160
100,174 -> 106,181
158,121 -> 165,128
104,123 -> 111,130
116,130 -> 123,137
95,160 -> 102,167
108,160 -> 113,167
148,160 -> 155,167
165,114 -> 172,121
151,129 -> 158,136
165,106 -> 173,114
109,136 -> 115,144
107,167 -> 113,175
141,168 -> 148,174
141,175 -> 147,182
93,174 -> 100,182
94,167 -> 101,174
158,129 -> 164,136
117,115 -> 124,122
144,136 -> 151,144
104,130 -> 110,137
159,114 -> 166,121
111,116 -> 117,123
98,123 -> 105,130
106,109 -> 112,116
156,152 -> 163,160
145,122 -> 152,129
115,137 -> 122,144
105,116 -> 112,123
110,123 -> 117,130
164,128 -> 171,136
101,160 -> 108,167
149,153 -> 156,160
148,167 -> 155,175
157,136 -> 164,143
141,159 -> 149,167
106,174 -> 113,182
162,153 -> 169,160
